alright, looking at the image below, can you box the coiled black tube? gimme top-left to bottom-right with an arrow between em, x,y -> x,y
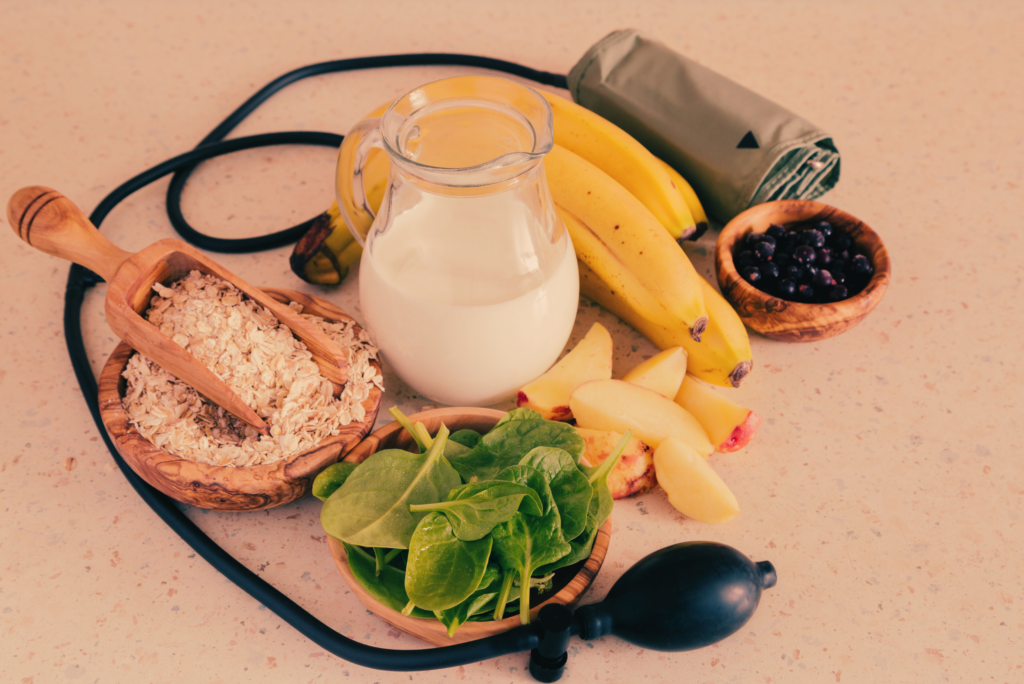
64,53 -> 566,671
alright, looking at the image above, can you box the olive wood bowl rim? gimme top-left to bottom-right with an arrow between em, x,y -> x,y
97,288 -> 383,511
327,406 -> 611,646
714,199 -> 892,342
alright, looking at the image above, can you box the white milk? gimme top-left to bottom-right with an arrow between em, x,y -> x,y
359,190 -> 578,406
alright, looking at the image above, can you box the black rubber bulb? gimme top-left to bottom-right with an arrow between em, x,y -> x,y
575,542 -> 777,651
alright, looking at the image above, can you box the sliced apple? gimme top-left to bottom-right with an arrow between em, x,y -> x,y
516,322 -> 613,421
674,374 -> 761,453
621,346 -> 688,398
569,379 -> 713,456
653,438 -> 739,524
576,427 -> 656,499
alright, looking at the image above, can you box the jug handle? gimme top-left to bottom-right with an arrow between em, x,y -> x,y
336,117 -> 384,246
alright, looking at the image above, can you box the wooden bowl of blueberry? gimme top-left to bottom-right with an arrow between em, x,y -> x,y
715,200 -> 891,342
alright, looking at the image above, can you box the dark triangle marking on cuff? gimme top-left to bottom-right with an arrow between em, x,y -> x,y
737,131 -> 759,149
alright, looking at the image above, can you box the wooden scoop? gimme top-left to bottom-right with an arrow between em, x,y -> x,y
8,186 -> 350,436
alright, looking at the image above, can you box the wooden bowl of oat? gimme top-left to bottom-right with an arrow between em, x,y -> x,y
97,287 -> 383,511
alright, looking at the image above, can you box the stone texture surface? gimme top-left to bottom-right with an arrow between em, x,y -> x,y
1,1 -> 1021,682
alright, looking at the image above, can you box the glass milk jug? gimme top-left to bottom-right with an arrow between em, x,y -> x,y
337,76 -> 578,406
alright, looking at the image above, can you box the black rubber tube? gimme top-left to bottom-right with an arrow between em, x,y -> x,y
64,53 -> 567,672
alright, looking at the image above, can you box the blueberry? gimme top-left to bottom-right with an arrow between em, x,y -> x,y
816,221 -> 833,238
794,245 -> 816,265
812,269 -> 834,287
774,252 -> 792,269
742,266 -> 761,283
798,283 -> 815,300
801,229 -> 825,248
815,247 -> 832,266
761,262 -> 780,280
776,278 -> 796,298
832,233 -> 852,251
744,233 -> 763,249
766,224 -> 786,240
735,250 -> 756,269
831,267 -> 847,285
850,254 -> 874,277
754,240 -> 775,261
786,264 -> 804,281
802,264 -> 819,283
828,284 -> 848,301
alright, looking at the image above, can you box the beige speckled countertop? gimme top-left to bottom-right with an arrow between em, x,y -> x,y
2,1 -> 1022,682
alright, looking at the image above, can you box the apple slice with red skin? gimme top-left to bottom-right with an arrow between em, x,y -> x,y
576,427 -> 656,499
674,374 -> 761,453
516,322 -> 613,421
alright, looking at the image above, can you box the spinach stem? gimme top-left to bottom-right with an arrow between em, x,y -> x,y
373,547 -> 388,576
414,422 -> 434,449
518,569 -> 531,625
493,571 -> 515,621
400,599 -> 417,617
388,407 -> 426,452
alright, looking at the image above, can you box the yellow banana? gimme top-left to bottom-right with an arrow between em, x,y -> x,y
555,204 -> 677,329
656,158 -> 709,241
540,92 -> 697,241
289,159 -> 387,285
578,259 -> 752,388
545,145 -> 708,341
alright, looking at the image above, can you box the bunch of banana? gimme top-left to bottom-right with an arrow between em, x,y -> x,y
291,87 -> 751,385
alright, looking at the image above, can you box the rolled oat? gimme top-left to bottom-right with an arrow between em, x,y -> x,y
121,271 -> 383,467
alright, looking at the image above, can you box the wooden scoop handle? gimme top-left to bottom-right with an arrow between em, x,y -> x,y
7,186 -> 132,283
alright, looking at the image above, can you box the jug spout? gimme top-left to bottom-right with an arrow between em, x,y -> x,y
381,75 -> 555,188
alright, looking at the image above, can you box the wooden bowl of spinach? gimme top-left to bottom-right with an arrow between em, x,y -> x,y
316,406 -> 615,645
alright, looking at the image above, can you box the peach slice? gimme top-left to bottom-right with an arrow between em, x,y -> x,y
621,346 -> 688,398
516,322 -> 613,421
576,427 -> 657,499
569,379 -> 713,456
653,438 -> 740,524
674,375 -> 761,453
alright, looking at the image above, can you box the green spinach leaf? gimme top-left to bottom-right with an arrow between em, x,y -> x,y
320,425 -> 461,549
519,447 -> 593,541
312,461 -> 357,501
489,465 -> 571,624
409,481 -> 542,541
449,429 -> 482,449
535,431 -> 630,575
433,563 -> 502,637
494,407 -> 543,427
446,419 -> 586,482
404,512 -> 493,612
343,543 -> 433,618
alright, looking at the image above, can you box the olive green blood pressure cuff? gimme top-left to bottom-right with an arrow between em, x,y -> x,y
569,29 -> 840,224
